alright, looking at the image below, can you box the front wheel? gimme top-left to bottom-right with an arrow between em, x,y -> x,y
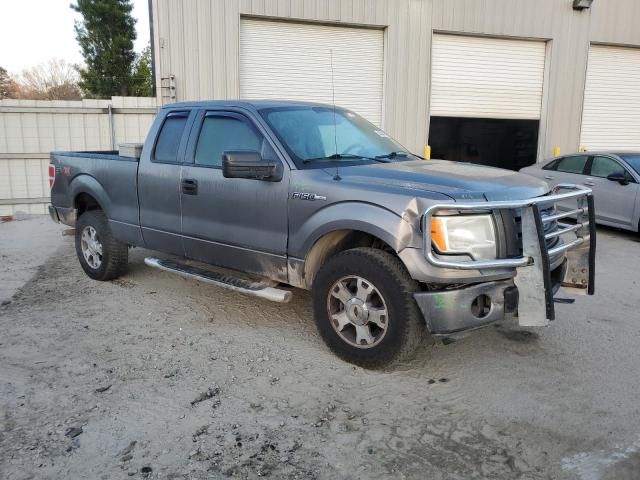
312,248 -> 424,368
75,210 -> 128,281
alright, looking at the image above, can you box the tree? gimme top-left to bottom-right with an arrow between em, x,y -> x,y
71,0 -> 138,98
0,66 -> 20,99
17,59 -> 82,100
0,67 -> 10,98
130,46 -> 153,97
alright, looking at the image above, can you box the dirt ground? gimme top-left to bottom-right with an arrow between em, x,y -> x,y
1,217 -> 639,480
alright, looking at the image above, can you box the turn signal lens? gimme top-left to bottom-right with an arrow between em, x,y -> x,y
431,217 -> 448,253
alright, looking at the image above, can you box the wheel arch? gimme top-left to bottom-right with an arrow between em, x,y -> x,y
294,228 -> 408,290
70,175 -> 111,218
288,202 -> 421,289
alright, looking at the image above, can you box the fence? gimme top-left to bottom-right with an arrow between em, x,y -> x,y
0,96 -> 158,216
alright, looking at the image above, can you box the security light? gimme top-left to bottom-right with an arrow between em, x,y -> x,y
573,0 -> 593,10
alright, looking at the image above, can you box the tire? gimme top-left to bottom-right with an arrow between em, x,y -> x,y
75,210 -> 128,281
312,247 -> 424,368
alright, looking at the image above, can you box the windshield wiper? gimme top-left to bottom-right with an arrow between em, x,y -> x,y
375,151 -> 409,160
303,153 -> 389,164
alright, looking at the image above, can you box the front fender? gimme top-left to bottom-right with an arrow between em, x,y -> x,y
289,202 -> 420,259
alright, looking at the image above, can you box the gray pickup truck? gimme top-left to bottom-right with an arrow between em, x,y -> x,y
49,100 -> 596,367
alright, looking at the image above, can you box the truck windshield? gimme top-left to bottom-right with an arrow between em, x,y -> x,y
259,106 -> 412,167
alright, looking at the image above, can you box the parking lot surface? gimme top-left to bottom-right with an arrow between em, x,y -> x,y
1,217 -> 639,479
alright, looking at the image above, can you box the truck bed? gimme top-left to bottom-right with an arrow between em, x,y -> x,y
50,150 -> 139,162
50,150 -> 142,245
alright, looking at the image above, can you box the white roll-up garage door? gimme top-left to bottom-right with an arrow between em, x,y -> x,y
580,45 -> 640,151
430,34 -> 546,119
240,19 -> 384,126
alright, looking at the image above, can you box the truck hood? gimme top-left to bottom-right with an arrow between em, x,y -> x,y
333,159 -> 549,201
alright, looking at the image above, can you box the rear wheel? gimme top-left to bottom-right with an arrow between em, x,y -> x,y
75,210 -> 128,281
312,247 -> 424,368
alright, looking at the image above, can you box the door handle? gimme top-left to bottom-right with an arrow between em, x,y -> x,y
584,178 -> 595,187
544,175 -> 554,180
182,178 -> 198,195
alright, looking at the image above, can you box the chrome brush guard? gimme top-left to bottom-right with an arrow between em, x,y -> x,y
421,184 -> 596,327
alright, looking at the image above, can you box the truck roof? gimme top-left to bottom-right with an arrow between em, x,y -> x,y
163,99 -> 339,111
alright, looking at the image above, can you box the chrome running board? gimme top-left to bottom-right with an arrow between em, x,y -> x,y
144,257 -> 292,303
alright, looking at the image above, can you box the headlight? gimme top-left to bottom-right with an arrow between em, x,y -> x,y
430,214 -> 497,260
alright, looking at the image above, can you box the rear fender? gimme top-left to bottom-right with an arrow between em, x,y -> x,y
69,174 -> 112,218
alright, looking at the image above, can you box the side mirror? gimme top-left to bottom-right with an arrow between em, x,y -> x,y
606,171 -> 629,185
222,151 -> 282,181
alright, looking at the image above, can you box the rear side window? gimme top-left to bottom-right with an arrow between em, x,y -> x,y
554,155 -> 588,174
154,112 -> 189,163
590,156 -> 626,178
195,115 -> 261,167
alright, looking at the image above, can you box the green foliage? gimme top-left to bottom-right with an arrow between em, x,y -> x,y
0,66 -> 10,99
131,46 -> 153,97
71,0 -> 139,98
0,66 -> 19,99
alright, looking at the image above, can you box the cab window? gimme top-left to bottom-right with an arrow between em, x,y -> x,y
195,115 -> 262,167
154,112 -> 189,163
553,155 -> 589,174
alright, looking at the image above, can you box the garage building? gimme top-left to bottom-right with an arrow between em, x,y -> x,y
149,0 -> 640,170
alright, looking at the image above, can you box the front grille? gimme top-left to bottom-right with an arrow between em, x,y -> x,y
500,206 -> 560,258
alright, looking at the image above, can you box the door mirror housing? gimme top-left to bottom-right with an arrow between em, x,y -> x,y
222,151 -> 282,181
606,171 -> 629,185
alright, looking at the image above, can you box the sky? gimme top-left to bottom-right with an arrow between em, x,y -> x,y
0,0 -> 150,74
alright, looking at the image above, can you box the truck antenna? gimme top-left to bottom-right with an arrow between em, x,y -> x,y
330,49 -> 341,181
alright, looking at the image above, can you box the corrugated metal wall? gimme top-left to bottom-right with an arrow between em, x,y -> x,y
590,0 -> 640,45
0,97 -> 157,216
151,0 -> 640,158
152,0 -> 433,153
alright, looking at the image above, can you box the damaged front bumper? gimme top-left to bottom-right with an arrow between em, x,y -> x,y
416,184 -> 595,335
414,279 -> 518,335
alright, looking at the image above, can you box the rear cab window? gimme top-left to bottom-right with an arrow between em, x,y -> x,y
153,111 -> 190,163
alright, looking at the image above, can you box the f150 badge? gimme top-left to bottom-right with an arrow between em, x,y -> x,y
291,192 -> 327,201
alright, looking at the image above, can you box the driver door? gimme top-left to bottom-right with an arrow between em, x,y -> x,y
180,110 -> 289,281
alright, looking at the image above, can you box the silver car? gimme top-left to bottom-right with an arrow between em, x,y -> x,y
521,152 -> 640,233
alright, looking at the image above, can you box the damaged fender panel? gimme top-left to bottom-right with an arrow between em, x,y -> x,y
289,202 -> 421,260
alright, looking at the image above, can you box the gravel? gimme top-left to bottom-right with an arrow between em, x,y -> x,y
1,217 -> 639,479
